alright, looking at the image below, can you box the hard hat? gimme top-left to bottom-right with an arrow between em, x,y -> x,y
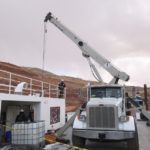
20,109 -> 24,112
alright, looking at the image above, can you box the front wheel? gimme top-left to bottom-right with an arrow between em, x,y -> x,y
127,121 -> 139,150
72,134 -> 86,148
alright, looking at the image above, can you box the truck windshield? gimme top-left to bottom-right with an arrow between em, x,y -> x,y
91,87 -> 122,98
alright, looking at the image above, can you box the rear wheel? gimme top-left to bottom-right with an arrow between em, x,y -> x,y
72,134 -> 86,148
127,121 -> 139,150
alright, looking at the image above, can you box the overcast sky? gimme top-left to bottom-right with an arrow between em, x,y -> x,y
0,0 -> 150,86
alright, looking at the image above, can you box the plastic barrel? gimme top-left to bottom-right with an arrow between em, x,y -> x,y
6,131 -> 11,144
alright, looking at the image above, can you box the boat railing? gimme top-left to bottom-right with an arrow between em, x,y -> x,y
0,69 -> 66,98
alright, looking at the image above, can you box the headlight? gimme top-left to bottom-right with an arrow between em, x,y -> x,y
78,115 -> 86,122
119,115 -> 129,122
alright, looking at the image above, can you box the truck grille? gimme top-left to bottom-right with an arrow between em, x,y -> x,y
87,105 -> 117,129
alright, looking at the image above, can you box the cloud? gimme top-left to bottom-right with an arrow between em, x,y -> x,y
0,0 -> 150,86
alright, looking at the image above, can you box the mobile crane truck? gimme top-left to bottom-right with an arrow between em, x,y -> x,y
44,12 -> 139,150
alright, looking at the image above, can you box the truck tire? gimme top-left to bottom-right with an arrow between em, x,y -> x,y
127,121 -> 139,150
72,134 -> 86,148
140,112 -> 148,121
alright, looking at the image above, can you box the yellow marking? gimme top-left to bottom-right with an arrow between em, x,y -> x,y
1,124 -> 87,150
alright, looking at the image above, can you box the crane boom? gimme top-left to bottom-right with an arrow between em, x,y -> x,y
44,12 -> 129,84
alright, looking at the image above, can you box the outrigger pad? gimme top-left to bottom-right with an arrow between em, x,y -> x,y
146,120 -> 150,127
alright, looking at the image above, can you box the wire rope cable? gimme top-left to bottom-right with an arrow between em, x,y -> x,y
42,22 -> 47,81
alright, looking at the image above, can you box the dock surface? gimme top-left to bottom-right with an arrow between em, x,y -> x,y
63,120 -> 150,150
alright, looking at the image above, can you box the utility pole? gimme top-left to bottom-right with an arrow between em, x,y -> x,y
144,84 -> 148,110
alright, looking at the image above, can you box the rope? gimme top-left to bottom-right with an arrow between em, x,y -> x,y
42,22 -> 47,81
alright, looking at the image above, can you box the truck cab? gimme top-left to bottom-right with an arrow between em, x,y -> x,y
88,85 -> 124,130
72,84 -> 139,150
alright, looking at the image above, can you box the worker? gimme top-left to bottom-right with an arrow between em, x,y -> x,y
58,80 -> 66,98
27,109 -> 34,122
125,92 -> 140,116
65,113 -> 68,123
80,102 -> 87,114
15,109 -> 27,122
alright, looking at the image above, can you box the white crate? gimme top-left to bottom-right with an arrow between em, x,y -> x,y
12,121 -> 45,145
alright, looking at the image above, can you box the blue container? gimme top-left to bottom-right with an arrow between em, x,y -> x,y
6,131 -> 11,144
0,129 -> 1,143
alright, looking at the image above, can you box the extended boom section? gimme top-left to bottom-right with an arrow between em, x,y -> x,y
44,12 -> 129,84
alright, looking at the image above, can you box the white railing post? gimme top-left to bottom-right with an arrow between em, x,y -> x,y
57,85 -> 59,98
41,81 -> 44,97
30,79 -> 32,95
64,87 -> 66,99
9,73 -> 12,94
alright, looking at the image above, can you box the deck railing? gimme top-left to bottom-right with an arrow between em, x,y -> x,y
0,69 -> 65,98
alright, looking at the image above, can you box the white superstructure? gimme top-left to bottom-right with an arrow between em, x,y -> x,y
0,69 -> 65,132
